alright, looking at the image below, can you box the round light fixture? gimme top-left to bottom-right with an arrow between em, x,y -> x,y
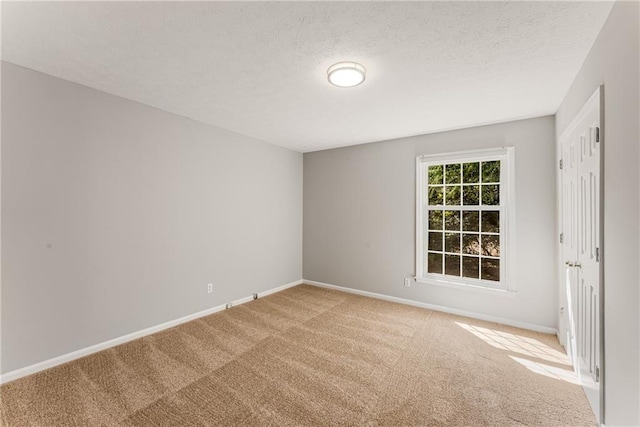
327,62 -> 366,88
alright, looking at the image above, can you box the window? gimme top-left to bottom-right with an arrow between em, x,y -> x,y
416,148 -> 514,290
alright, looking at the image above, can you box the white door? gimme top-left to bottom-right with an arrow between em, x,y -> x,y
560,86 -> 602,422
561,119 -> 579,368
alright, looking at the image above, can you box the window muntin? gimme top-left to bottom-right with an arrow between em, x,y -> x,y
417,148 -> 513,290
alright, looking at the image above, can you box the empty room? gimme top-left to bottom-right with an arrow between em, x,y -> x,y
1,1 -> 639,426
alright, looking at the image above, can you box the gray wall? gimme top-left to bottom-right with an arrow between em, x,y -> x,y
304,116 -> 557,330
555,2 -> 639,425
1,62 -> 303,374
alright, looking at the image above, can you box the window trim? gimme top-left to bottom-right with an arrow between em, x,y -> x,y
415,147 -> 516,292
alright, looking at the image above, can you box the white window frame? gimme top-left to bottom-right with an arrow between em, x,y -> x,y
415,147 -> 516,292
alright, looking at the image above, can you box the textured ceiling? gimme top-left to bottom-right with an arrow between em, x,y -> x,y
2,1 -> 614,152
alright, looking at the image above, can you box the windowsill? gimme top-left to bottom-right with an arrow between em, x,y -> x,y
415,277 -> 517,296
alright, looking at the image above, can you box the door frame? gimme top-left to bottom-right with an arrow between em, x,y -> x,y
556,85 -> 605,425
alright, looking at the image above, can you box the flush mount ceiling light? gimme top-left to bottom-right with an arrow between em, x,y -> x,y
327,62 -> 366,88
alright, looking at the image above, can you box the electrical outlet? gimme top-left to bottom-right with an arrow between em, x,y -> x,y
207,283 -> 213,294
404,278 -> 411,287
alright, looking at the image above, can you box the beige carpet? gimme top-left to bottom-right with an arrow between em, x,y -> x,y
1,284 -> 596,426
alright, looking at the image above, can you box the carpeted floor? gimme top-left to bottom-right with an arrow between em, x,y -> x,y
1,284 -> 596,426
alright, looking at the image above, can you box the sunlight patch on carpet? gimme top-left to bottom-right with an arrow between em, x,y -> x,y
456,321 -> 571,366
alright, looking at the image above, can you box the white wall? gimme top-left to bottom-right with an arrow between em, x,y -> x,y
1,62 -> 303,374
555,2 -> 639,425
304,116 -> 557,331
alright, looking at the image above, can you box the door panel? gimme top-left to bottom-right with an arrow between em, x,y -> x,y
560,87 -> 602,422
578,116 -> 600,401
562,119 -> 579,369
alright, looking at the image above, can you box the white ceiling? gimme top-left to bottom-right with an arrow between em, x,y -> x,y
2,1 -> 613,152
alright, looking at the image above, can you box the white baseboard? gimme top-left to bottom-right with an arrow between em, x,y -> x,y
304,280 -> 558,335
0,279 -> 303,385
259,280 -> 304,298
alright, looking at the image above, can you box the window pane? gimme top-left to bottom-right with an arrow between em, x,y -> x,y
463,162 -> 480,183
428,232 -> 443,252
444,210 -> 460,231
481,235 -> 500,257
481,258 -> 500,281
462,256 -> 479,279
482,160 -> 500,183
445,232 -> 460,253
428,165 -> 443,185
428,186 -> 444,205
429,210 -> 443,230
428,252 -> 443,274
462,233 -> 481,255
482,184 -> 500,205
445,186 -> 461,205
462,211 -> 479,232
445,255 -> 461,276
420,153 -> 507,286
445,164 -> 461,184
481,211 -> 500,233
463,185 -> 479,205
